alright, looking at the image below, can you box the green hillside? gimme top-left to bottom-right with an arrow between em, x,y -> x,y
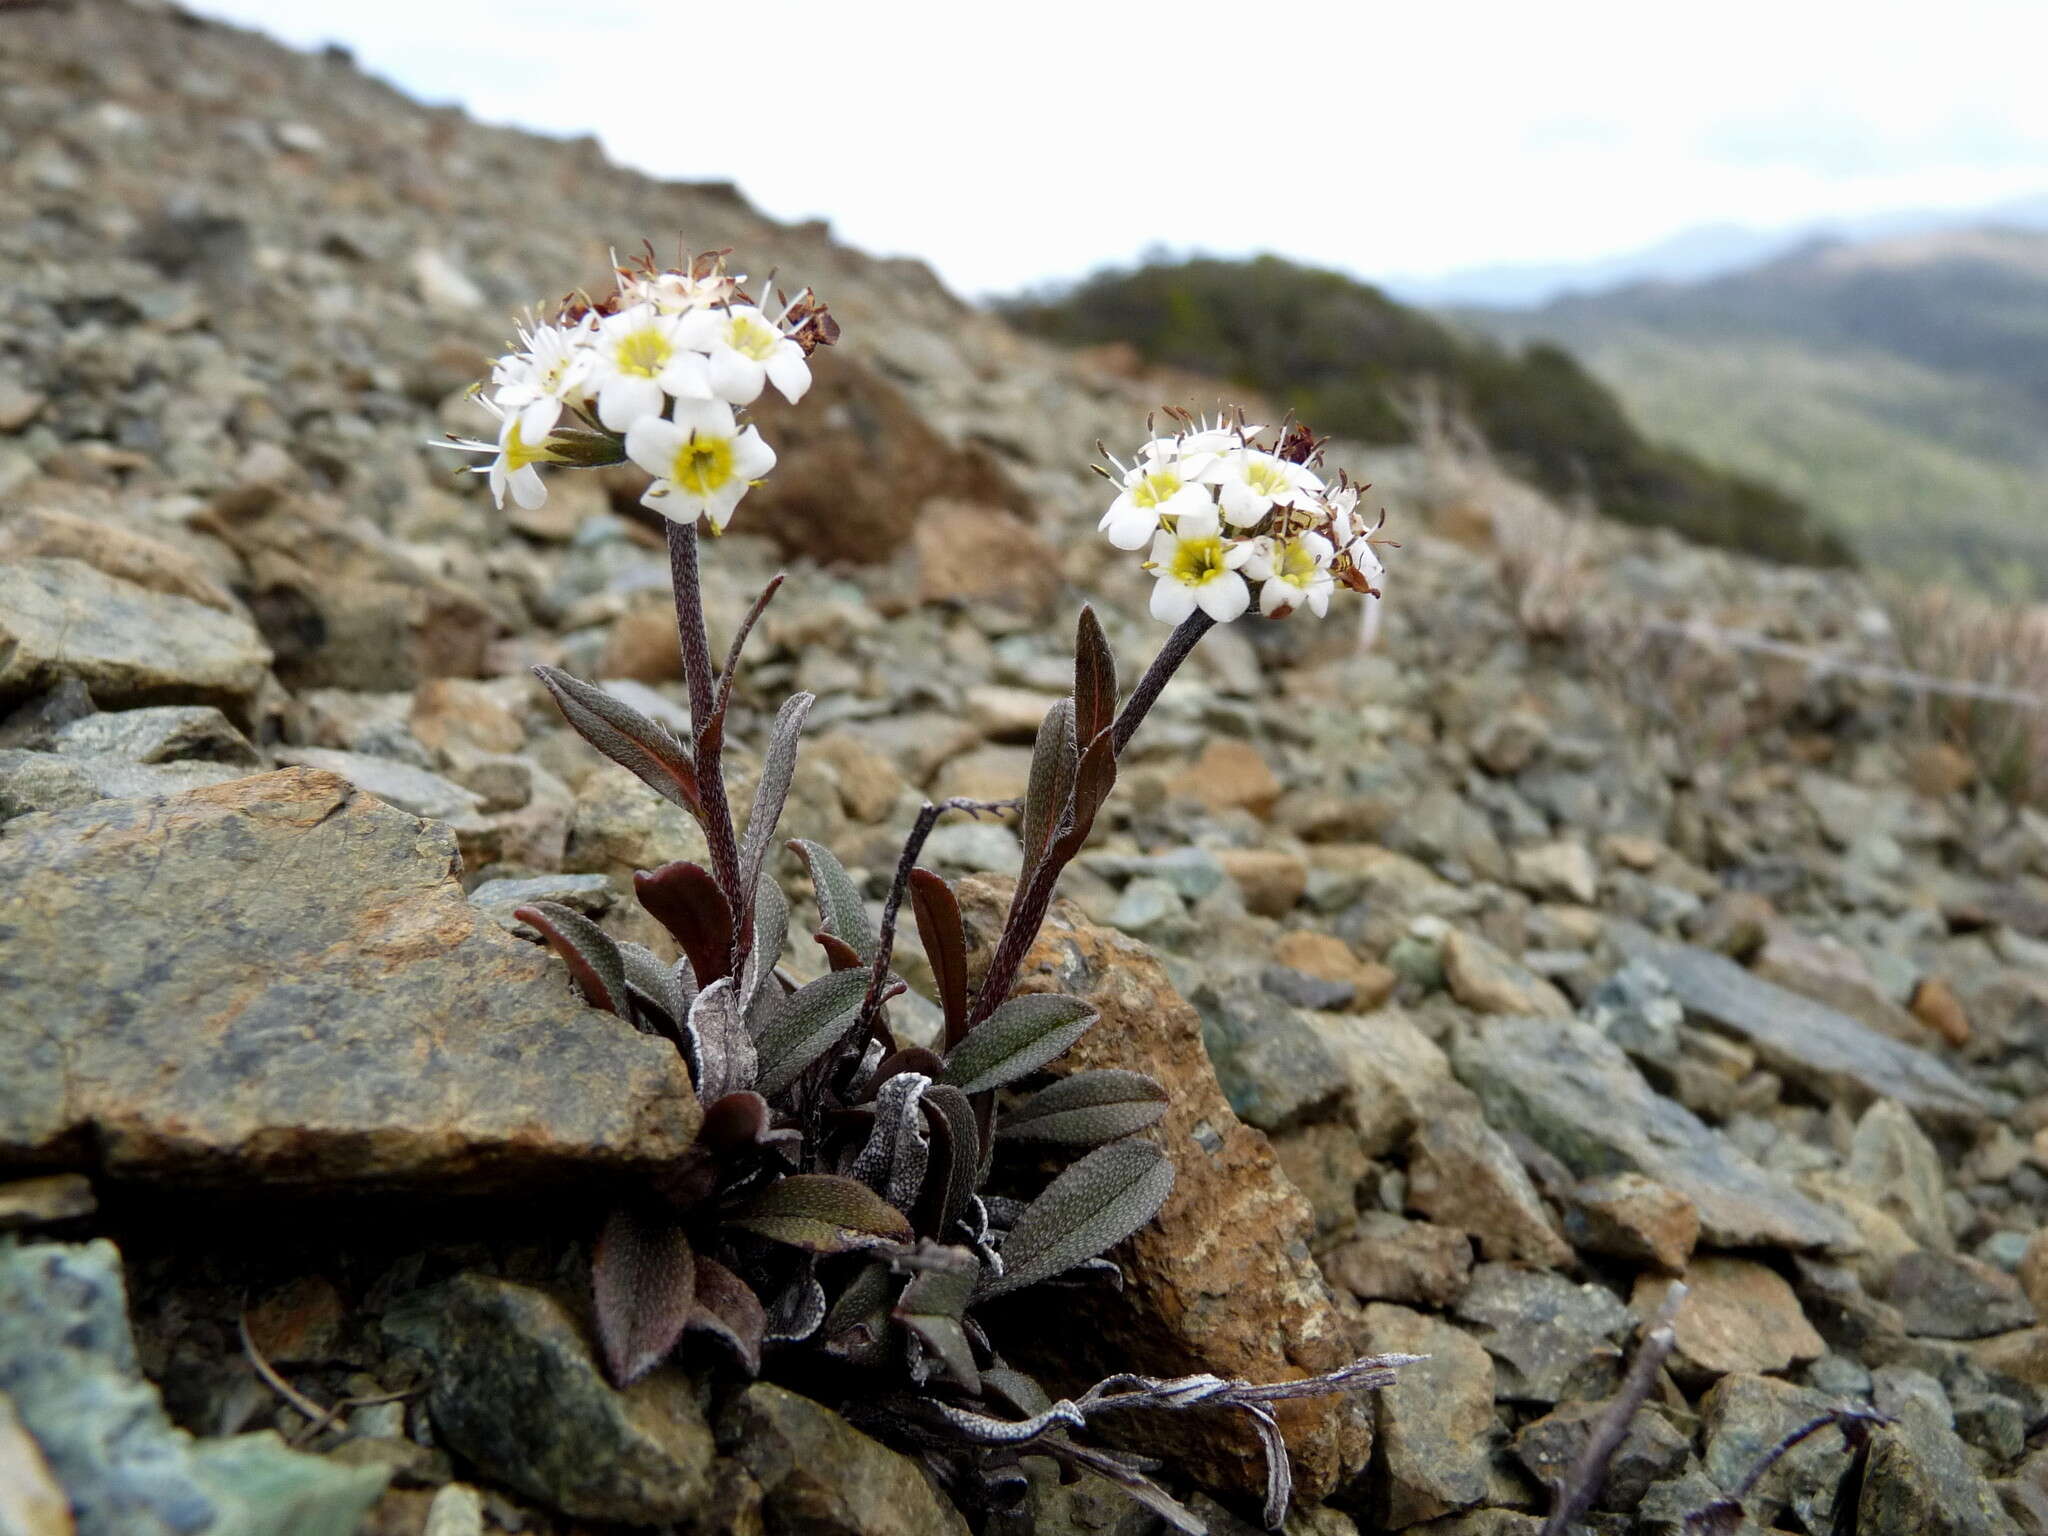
999,255 -> 1852,568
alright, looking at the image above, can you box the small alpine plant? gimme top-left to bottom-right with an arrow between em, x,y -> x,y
440,251 -> 1404,1532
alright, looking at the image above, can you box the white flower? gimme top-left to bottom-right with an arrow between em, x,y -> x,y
436,397 -> 562,510
631,265 -> 741,315
490,315 -> 596,440
624,400 -> 777,530
1100,458 -> 1216,550
1144,505 -> 1254,624
1205,447 -> 1325,529
1141,421 -> 1251,483
676,303 -> 811,405
589,304 -> 712,431
1243,531 -> 1336,618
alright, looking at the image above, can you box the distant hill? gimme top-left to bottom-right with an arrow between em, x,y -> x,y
999,255 -> 1851,567
1467,226 -> 2048,594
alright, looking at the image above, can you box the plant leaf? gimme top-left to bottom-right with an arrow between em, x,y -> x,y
999,1070 -> 1170,1147
941,994 -> 1100,1096
788,838 -> 876,961
1072,605 -> 1118,748
635,861 -> 734,985
514,901 -> 627,1017
592,1205 -> 696,1386
915,1084 -> 980,1241
977,1139 -> 1173,1299
907,868 -> 970,1049
741,691 -> 816,899
893,1245 -> 982,1391
870,1046 -> 944,1092
1019,698 -> 1075,880
848,1071 -> 933,1211
819,1260 -> 897,1368
687,977 -> 756,1103
982,1366 -> 1053,1419
685,1255 -> 766,1376
812,932 -> 866,972
714,573 -> 783,723
699,1089 -> 773,1151
618,939 -> 691,1037
1051,727 -> 1117,865
764,1270 -> 827,1344
728,1173 -> 913,1252
742,877 -> 789,1027
752,967 -> 873,1098
533,665 -> 700,814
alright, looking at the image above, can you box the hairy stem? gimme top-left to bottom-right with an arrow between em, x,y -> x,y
1111,611 -> 1214,755
667,520 -> 745,945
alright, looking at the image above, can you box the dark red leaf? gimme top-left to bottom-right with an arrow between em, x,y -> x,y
636,862 -> 734,984
686,1255 -> 766,1376
1072,605 -> 1118,748
592,1205 -> 696,1386
699,1090 -> 772,1151
513,902 -> 626,1017
908,868 -> 969,1048
812,932 -> 865,972
869,1046 -> 944,1095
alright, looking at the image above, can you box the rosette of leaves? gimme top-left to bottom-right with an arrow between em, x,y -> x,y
521,575 -> 1399,1529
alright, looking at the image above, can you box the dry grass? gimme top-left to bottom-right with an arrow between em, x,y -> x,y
1886,583 -> 2048,806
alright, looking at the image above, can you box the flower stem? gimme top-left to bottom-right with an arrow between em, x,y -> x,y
666,520 -> 745,943
1111,612 -> 1215,755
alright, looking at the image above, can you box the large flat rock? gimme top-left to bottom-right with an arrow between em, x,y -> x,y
0,768 -> 699,1188
1610,924 -> 2006,1129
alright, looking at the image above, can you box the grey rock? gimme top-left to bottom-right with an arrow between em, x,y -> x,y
1191,977 -> 1348,1133
1584,957 -> 1684,1070
1110,875 -> 1186,937
1699,1373 -> 1854,1532
565,760 -> 712,881
1610,924 -> 2009,1128
1952,1390 -> 2028,1461
0,748 -> 254,819
1263,964 -> 1356,1011
468,873 -> 617,933
1454,1014 -> 1858,1252
1872,1364 -> 1953,1425
1844,1098 -> 1954,1252
1321,1212 -> 1474,1308
0,559 -> 272,717
920,819 -> 1023,878
1082,845 -> 1227,900
385,1274 -> 715,1526
1441,928 -> 1571,1018
1362,1304 -> 1496,1529
274,745 -> 484,823
1454,1263 -> 1632,1405
1511,1398 -> 1689,1514
1858,1395 -> 2016,1536
718,1382 -> 970,1536
1882,1250 -> 2035,1339
0,767 -> 699,1188
1406,1110 -> 1573,1268
49,705 -> 261,765
0,1239 -> 387,1536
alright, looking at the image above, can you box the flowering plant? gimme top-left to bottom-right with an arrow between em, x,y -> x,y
437,253 -> 1399,1533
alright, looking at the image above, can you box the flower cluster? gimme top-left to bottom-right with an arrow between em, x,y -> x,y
438,249 -> 837,529
1098,413 -> 1386,624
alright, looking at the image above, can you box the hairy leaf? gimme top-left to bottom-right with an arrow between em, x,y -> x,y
1052,727 -> 1117,864
635,862 -> 734,985
533,665 -> 700,814
893,1246 -> 982,1391
812,932 -> 866,972
870,1046 -> 944,1092
977,1139 -> 1173,1298
685,1255 -> 766,1376
1046,1438 -> 1206,1535
1019,698 -> 1075,880
742,877 -> 789,1029
729,1173 -> 912,1252
752,967 -> 872,1098
999,1069 -> 1170,1147
788,839 -> 876,961
688,977 -> 756,1103
592,1205 -> 696,1386
915,1084 -> 980,1242
819,1260 -> 897,1369
618,939 -> 691,1037
764,1271 -> 827,1345
941,994 -> 1100,1095
907,868 -> 970,1048
848,1072 -> 932,1210
1072,606 -> 1118,748
514,901 -> 627,1017
983,1366 -> 1054,1419
741,691 -> 816,899
714,573 -> 783,721
699,1089 -> 772,1151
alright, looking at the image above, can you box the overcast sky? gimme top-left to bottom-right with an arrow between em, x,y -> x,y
188,1 -> 2048,299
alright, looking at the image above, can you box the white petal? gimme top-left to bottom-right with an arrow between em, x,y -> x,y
640,479 -> 701,525
730,425 -> 777,481
1150,577 -> 1198,624
669,398 -> 739,439
765,342 -> 811,404
658,351 -> 714,401
1146,528 -> 1179,564
1305,584 -> 1330,618
508,464 -> 548,510
1162,483 -> 1214,522
625,417 -> 688,479
517,396 -> 561,442
598,374 -> 664,432
1102,502 -> 1157,551
703,479 -> 750,531
1218,481 -> 1266,527
672,309 -> 722,350
1260,582 -> 1294,618
708,347 -> 766,405
1177,503 -> 1221,541
1196,572 -> 1251,623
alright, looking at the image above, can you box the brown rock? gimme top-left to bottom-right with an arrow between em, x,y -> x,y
1755,927 -> 1939,1049
963,685 -> 1060,744
245,1275 -> 349,1365
930,744 -> 1033,804
0,504 -> 238,611
740,356 -> 1027,564
1686,890 -> 1776,961
1561,1174 -> 1700,1272
913,500 -> 1061,618
0,1391 -> 70,1536
1911,976 -> 1971,1048
1270,931 -> 1397,1013
719,1383 -> 970,1536
1317,1008 -> 1463,1158
1273,1119 -> 1373,1237
1218,848 -> 1308,917
409,679 -> 526,760
0,768 -> 699,1188
1636,1256 -> 1823,1380
1170,740 -> 1282,818
1406,1110 -> 1573,1268
1323,1213 -> 1475,1308
957,878 -> 1373,1505
2019,1232 -> 2048,1318
1361,1304 -> 1496,1528
1905,741 -> 1976,798
597,604 -> 684,684
1509,841 -> 1598,904
1441,929 -> 1571,1019
0,1173 -> 96,1230
809,732 -> 906,824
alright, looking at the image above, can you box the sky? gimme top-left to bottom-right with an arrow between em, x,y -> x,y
187,1 -> 2048,300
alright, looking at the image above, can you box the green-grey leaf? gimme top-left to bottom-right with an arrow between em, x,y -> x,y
941,993 -> 1099,1095
728,1174 -> 913,1253
515,901 -> 628,1018
789,838 -> 876,960
893,1246 -> 982,1390
999,1069 -> 1170,1146
1019,698 -> 1075,878
618,939 -> 690,1032
977,1139 -> 1173,1299
741,692 -> 815,898
752,968 -> 874,1098
743,876 -> 790,1029
532,665 -> 699,813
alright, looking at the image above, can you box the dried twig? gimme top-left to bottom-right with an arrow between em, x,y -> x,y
1541,1281 -> 1686,1536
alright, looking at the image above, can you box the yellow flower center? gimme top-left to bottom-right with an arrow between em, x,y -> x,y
670,433 -> 735,495
728,313 -> 780,361
502,419 -> 553,473
1132,468 -> 1182,510
1275,538 -> 1319,586
1244,459 -> 1289,499
614,325 -> 672,378
1169,534 -> 1228,587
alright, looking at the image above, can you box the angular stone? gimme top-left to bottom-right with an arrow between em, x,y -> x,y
1699,1374 -> 1853,1532
49,705 -> 261,766
1610,925 -> 2008,1128
0,1239 -> 388,1536
273,746 -> 484,823
718,1383 -> 970,1536
0,504 -> 239,612
1637,1257 -> 1823,1379
1511,1398 -> 1689,1514
1454,1015 -> 1857,1252
1858,1395 -> 2015,1536
384,1274 -> 714,1526
0,559 -> 272,716
1441,929 -> 1570,1018
1406,1110 -> 1573,1268
0,1173 -> 96,1230
1322,1213 -> 1474,1308
1315,1008 -> 1463,1158
0,750 -> 255,820
1362,1303 -> 1495,1529
913,500 -> 1060,618
1843,1098 -> 1954,1252
1881,1250 -> 2035,1340
1754,927 -> 1937,1049
1271,931 -> 1397,1013
957,879 -> 1372,1506
1190,977 -> 1349,1134
564,759 -> 712,882
1218,847 -> 1309,916
0,1390 -> 70,1536
1511,841 -> 1599,904
0,769 -> 699,1187
1170,738 -> 1282,817
1456,1263 -> 1632,1404
1273,1119 -> 1374,1237
1561,1174 -> 1700,1273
